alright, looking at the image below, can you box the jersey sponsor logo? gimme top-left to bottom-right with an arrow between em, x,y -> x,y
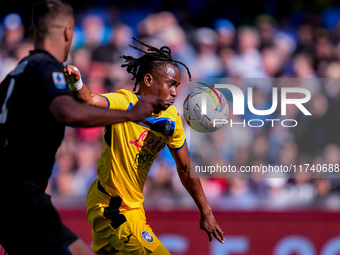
133,153 -> 155,170
129,130 -> 149,149
52,72 -> 67,89
141,231 -> 154,243
128,130 -> 166,152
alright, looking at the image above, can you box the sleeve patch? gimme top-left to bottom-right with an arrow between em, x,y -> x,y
52,72 -> 67,89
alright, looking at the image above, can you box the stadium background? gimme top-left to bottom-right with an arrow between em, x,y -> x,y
1,0 -> 340,254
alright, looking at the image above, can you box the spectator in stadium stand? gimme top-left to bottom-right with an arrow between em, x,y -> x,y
0,13 -> 25,59
191,27 -> 224,78
0,0 -> 159,254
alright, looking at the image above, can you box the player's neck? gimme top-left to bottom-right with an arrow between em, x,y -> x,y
137,86 -> 153,97
137,89 -> 146,96
34,39 -> 66,63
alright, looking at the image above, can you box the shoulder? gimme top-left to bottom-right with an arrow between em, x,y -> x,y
26,52 -> 64,81
103,89 -> 136,101
162,105 -> 180,120
115,89 -> 135,98
102,89 -> 137,110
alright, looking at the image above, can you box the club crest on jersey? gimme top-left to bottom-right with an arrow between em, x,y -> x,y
52,72 -> 67,89
141,231 -> 154,243
164,119 -> 171,135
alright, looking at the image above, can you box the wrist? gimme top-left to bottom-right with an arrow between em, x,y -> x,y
125,109 -> 136,122
200,206 -> 212,217
66,66 -> 83,91
68,78 -> 83,91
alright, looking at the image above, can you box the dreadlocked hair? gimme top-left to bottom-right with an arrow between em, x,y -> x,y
120,37 -> 192,91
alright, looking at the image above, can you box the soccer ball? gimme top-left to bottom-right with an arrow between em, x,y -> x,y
183,86 -> 229,133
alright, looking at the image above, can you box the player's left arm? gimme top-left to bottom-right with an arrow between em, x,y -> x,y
169,144 -> 225,244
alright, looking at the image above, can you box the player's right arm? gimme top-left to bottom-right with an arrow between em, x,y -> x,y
50,94 -> 159,127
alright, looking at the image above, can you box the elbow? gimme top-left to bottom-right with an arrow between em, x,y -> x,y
52,102 -> 83,126
73,91 -> 97,106
77,97 -> 93,106
50,95 -> 87,127
178,165 -> 191,179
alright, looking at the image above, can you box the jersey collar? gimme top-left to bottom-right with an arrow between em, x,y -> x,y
29,49 -> 59,62
134,92 -> 141,99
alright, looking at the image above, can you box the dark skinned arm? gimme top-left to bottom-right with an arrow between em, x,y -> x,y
169,143 -> 225,244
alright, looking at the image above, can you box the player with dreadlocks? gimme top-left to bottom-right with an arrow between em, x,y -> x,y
121,37 -> 192,92
65,37 -> 224,254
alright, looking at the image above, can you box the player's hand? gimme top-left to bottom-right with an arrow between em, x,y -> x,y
128,95 -> 162,121
64,65 -> 81,84
200,211 -> 225,244
64,65 -> 83,91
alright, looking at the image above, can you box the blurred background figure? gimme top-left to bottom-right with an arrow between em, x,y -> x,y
191,27 -> 223,78
0,13 -> 28,81
227,26 -> 262,78
1,13 -> 25,58
214,18 -> 235,49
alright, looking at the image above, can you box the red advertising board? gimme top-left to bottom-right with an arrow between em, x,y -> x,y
2,210 -> 340,255
144,210 -> 340,255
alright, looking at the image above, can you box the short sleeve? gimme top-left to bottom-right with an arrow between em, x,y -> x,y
39,60 -> 71,103
102,90 -> 134,110
168,112 -> 186,150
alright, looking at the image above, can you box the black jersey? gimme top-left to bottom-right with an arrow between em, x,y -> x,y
0,50 -> 71,189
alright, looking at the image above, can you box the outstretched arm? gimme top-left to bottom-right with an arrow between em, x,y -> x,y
64,65 -> 108,107
169,143 -> 225,244
58,65 -> 162,126
50,94 -> 159,127
48,65 -> 161,126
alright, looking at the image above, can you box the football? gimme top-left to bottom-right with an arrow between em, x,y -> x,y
183,85 -> 229,133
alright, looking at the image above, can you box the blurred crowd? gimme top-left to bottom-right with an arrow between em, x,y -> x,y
1,2 -> 340,210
